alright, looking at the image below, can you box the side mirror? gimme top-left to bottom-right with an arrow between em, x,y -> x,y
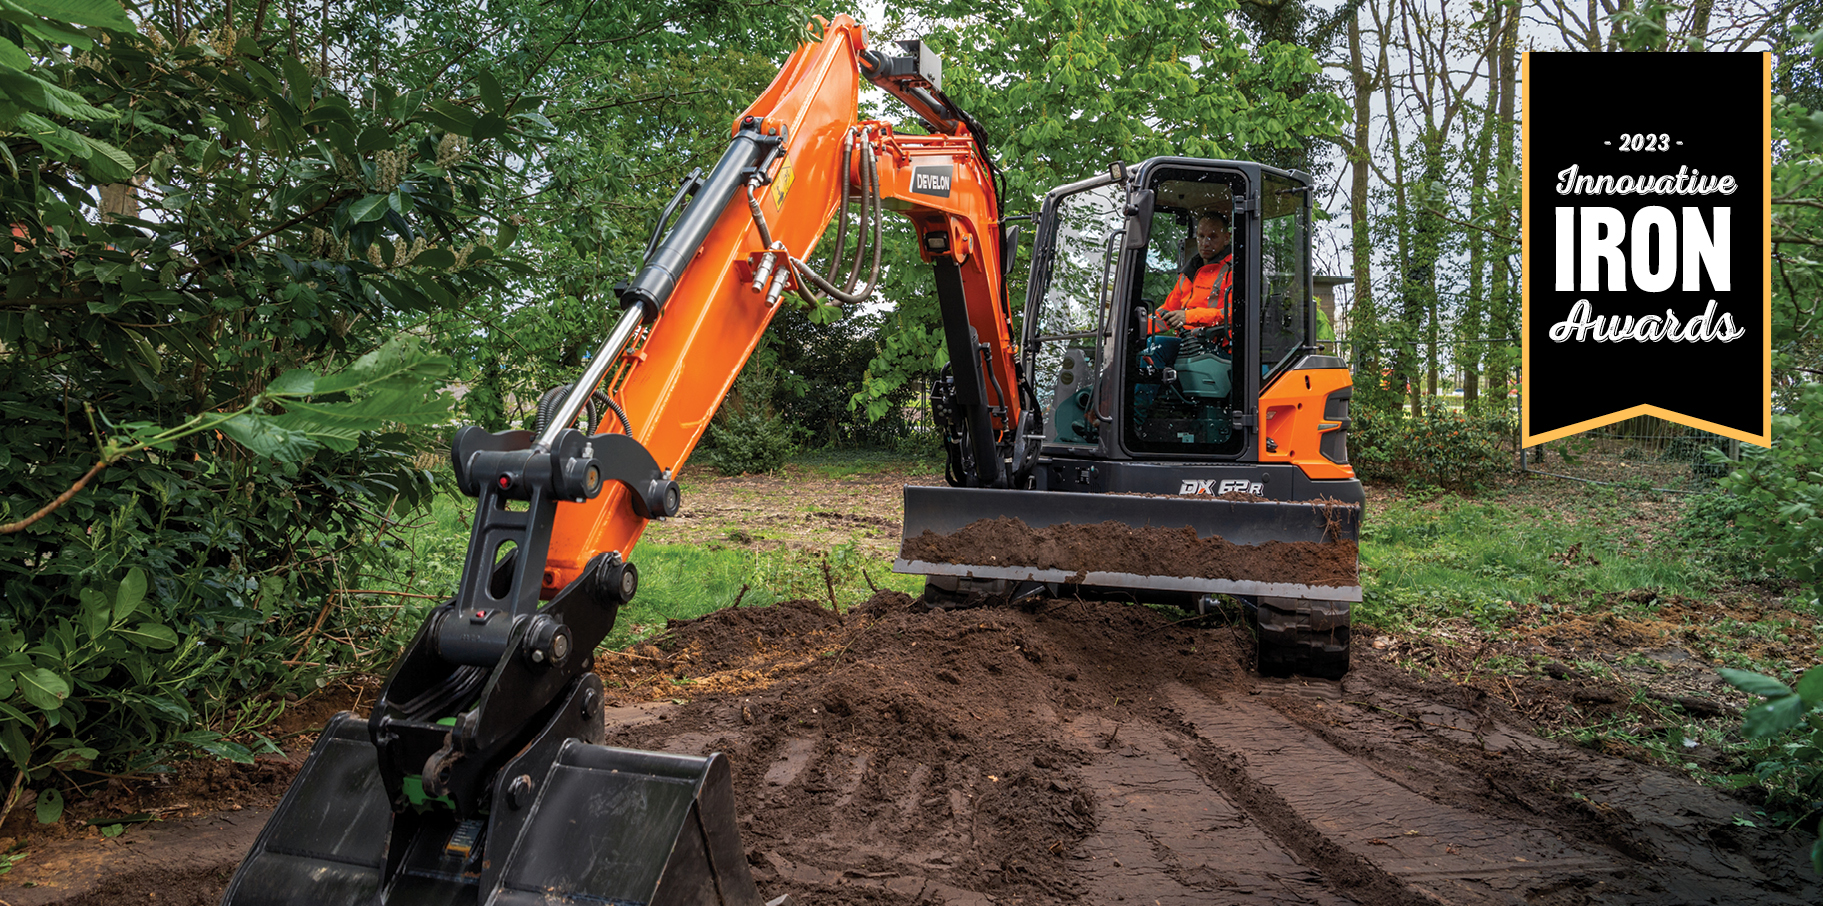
1001,222 -> 1021,278
1122,189 -> 1153,250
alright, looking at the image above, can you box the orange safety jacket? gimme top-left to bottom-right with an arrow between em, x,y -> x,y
1157,251 -> 1233,331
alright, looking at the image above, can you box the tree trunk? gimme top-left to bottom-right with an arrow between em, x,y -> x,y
1346,10 -> 1377,380
1491,2 -> 1520,408
1690,0 -> 1714,49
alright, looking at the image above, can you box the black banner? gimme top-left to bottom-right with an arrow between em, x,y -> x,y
1524,52 -> 1769,446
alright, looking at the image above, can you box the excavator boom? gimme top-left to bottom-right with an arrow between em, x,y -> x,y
221,17 -> 1020,906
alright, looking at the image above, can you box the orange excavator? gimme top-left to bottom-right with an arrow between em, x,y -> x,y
222,14 -> 1360,904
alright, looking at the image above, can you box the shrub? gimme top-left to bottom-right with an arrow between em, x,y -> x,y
1718,666 -> 1823,875
1352,410 -> 1514,494
1709,382 -> 1823,602
705,410 -> 798,475
1676,487 -> 1778,583
0,8 -> 539,820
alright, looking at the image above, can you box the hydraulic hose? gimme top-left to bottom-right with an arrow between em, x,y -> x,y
842,127 -> 876,294
787,129 -> 885,307
824,128 -> 854,286
536,384 -> 634,437
742,128 -> 886,310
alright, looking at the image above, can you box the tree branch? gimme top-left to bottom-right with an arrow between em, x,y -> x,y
0,295 -> 102,309
1424,206 -> 1518,245
0,459 -> 109,534
178,192 -> 353,276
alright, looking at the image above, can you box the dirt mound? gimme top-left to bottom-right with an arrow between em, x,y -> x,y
6,593 -> 1817,905
598,593 -> 1816,905
902,516 -> 1358,586
658,597 -> 847,668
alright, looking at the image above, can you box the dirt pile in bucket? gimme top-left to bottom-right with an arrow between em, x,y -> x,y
900,516 -> 1359,586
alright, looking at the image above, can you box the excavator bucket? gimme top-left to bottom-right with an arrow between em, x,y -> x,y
222,710 -> 762,906
895,485 -> 1361,602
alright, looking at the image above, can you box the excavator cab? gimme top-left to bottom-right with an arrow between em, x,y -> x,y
1024,159 -> 1320,465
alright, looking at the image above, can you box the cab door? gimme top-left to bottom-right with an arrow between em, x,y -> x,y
1021,171 -> 1129,456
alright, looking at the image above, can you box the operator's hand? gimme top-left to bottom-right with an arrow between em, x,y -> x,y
1159,308 -> 1188,330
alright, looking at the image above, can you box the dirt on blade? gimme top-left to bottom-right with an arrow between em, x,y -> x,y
900,515 -> 1360,587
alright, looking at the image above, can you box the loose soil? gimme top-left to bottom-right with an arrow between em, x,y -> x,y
2,469 -> 1817,905
902,516 -> 1359,587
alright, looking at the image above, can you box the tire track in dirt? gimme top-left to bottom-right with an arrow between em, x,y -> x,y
1059,713 -> 1355,905
10,593 -> 1814,906
1170,685 -> 1617,904
595,593 -> 1820,906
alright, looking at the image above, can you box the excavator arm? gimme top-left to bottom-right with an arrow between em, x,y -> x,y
222,16 -> 1022,906
541,20 -> 1025,598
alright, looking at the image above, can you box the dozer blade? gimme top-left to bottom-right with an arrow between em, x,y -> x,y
222,710 -> 762,906
895,485 -> 1361,602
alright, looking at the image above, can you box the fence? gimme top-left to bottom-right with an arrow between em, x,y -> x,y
1518,414 -> 1739,493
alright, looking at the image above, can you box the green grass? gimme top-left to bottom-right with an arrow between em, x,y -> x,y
366,459 -> 929,654
1358,492 -> 1718,634
777,447 -> 944,480
605,541 -> 922,648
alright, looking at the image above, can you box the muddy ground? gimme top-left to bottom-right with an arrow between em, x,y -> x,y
1,467 -> 1819,905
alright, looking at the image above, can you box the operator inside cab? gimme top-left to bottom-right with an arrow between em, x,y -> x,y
1154,210 -> 1233,342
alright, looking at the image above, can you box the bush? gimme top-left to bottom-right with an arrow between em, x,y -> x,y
705,410 -> 798,474
0,9 -> 537,819
1352,410 -> 1514,494
1710,382 -> 1823,602
1718,666 -> 1823,875
1676,487 -> 1778,583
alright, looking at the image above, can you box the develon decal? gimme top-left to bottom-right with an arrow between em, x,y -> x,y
1179,479 -> 1264,496
910,162 -> 953,198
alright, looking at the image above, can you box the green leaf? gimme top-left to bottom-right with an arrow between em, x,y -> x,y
17,667 -> 67,710
100,823 -> 124,837
475,69 -> 506,114
0,36 -> 28,69
35,788 -> 62,824
176,730 -> 254,764
280,54 -> 313,102
117,623 -> 178,650
347,193 -> 390,224
1742,695 -> 1809,738
0,724 -> 26,768
0,69 -> 112,121
471,113 -> 510,141
218,412 -> 322,461
114,566 -> 145,623
43,746 -> 95,770
1795,665 -> 1823,704
80,587 -> 109,640
355,126 -> 393,154
422,99 -> 477,136
412,246 -> 456,269
76,134 -> 133,182
265,369 -> 317,397
312,337 -> 450,394
11,0 -> 133,31
1719,668 -> 1793,699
